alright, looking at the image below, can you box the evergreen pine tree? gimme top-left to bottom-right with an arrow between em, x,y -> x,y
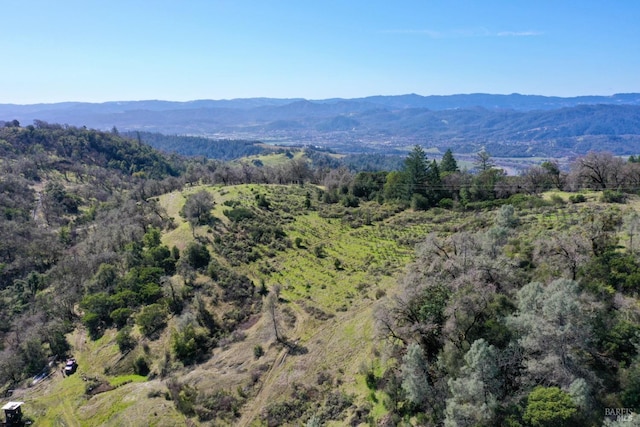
404,145 -> 429,198
400,343 -> 431,409
440,148 -> 459,173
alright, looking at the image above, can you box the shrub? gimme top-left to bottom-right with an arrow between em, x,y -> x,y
147,389 -> 164,398
601,189 -> 627,203
465,199 -> 502,211
317,371 -> 332,386
314,244 -> 326,258
253,345 -> 264,359
167,379 -> 197,416
263,399 -> 309,427
411,194 -> 430,211
523,386 -> 577,427
133,356 -> 150,376
621,358 -> 640,408
116,326 -> 136,353
569,193 -> 586,203
84,377 -> 105,395
139,283 -> 163,304
223,200 -> 240,207
438,198 -> 454,209
172,325 -> 212,365
365,370 -> 377,390
80,292 -> 114,334
223,207 -> 255,222
507,193 -> 548,208
341,194 -> 360,208
375,288 -> 386,299
197,389 -> 242,421
82,311 -> 102,339
136,304 -> 168,337
46,324 -> 72,356
109,290 -> 139,309
320,391 -> 354,422
322,190 -> 339,204
184,242 -> 211,270
256,194 -> 271,209
215,268 -> 255,304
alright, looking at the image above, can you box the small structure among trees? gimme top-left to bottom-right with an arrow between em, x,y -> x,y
2,401 -> 24,426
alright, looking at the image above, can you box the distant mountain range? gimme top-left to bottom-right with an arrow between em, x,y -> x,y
3,93 -> 640,157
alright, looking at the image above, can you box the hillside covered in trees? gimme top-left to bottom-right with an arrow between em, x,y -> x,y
3,93 -> 640,157
1,123 -> 640,426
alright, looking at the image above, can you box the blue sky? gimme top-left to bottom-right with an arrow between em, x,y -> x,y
2,0 -> 639,103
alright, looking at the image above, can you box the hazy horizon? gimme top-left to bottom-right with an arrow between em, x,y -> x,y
2,91 -> 638,107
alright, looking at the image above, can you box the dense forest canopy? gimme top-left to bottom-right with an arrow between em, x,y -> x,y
124,132 -> 271,160
1,121 -> 640,425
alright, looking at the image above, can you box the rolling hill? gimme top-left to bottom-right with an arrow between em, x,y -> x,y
3,93 -> 640,157
2,124 -> 640,426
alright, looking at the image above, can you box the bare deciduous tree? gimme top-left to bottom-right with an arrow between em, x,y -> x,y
534,232 -> 590,281
181,190 -> 214,235
265,284 -> 283,342
507,279 -> 600,388
571,151 -> 626,190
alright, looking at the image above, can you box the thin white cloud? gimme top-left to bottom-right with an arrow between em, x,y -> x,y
382,28 -> 542,38
381,29 -> 444,38
497,31 -> 543,37
452,27 -> 492,37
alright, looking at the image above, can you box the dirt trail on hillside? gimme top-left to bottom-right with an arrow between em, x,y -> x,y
237,298 -> 377,426
236,303 -> 309,427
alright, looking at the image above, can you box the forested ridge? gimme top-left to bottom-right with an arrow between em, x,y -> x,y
125,132 -> 271,160
4,96 -> 640,157
1,122 -> 640,426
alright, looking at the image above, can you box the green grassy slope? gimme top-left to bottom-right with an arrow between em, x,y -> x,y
13,183 -> 444,425
16,185 -> 636,426
157,184 -> 433,426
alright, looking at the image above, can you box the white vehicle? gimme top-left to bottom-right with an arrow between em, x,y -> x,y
64,358 -> 77,375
